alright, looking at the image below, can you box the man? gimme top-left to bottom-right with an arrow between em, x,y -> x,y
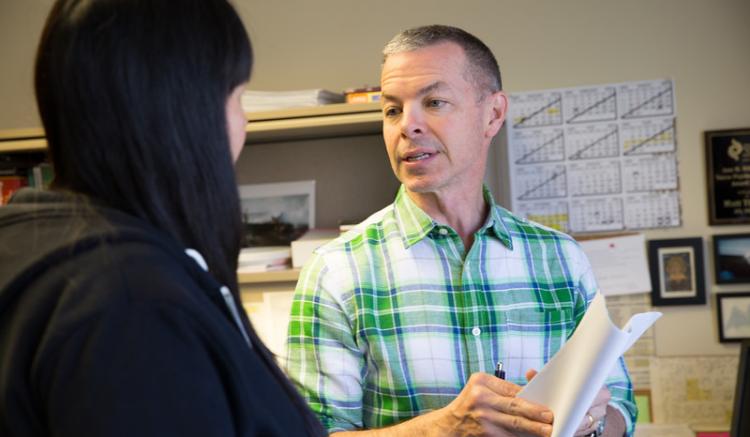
287,25 -> 635,437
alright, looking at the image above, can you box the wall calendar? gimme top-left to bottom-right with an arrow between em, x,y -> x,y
507,79 -> 681,234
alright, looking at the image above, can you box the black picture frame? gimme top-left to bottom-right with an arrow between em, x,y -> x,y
716,292 -> 750,343
648,237 -> 706,306
705,128 -> 750,225
714,233 -> 750,284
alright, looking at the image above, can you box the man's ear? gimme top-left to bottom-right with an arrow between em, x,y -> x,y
485,90 -> 508,139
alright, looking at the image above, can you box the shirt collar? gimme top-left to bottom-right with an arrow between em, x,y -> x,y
393,185 -> 513,250
393,186 -> 435,248
482,186 -> 513,250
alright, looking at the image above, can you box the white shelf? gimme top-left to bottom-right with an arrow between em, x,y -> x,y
0,102 -> 383,152
238,268 -> 300,285
0,128 -> 46,153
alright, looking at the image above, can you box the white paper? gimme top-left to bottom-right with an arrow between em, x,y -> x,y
605,293 -> 655,389
517,293 -> 661,437
242,291 -> 296,362
579,234 -> 651,296
650,356 -> 737,429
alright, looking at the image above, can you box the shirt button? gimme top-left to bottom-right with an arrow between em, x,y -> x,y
471,327 -> 481,336
439,228 -> 448,235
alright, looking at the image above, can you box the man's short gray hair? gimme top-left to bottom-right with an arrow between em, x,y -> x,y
382,25 -> 502,93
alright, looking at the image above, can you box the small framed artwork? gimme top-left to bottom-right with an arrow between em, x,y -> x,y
713,233 -> 750,284
705,128 -> 750,225
716,292 -> 750,343
633,390 -> 652,424
648,237 -> 706,306
238,180 -> 315,247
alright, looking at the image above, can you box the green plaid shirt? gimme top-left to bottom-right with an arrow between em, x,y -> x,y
286,186 -> 635,434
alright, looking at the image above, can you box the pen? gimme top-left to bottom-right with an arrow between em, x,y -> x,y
494,361 -> 505,380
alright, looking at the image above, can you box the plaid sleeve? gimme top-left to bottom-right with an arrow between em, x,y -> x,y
285,252 -> 365,433
576,256 -> 637,436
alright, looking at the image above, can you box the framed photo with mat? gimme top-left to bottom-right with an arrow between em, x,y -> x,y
647,237 -> 706,306
716,292 -> 750,343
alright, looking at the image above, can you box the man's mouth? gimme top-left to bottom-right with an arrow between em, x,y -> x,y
404,152 -> 434,162
405,152 -> 433,162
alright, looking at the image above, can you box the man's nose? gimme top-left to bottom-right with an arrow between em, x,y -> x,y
400,105 -> 425,138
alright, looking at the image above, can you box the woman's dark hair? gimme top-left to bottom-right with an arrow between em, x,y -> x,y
35,0 -> 247,292
35,1 -> 325,434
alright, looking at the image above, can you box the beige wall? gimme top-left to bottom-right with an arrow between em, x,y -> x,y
2,0 -> 750,355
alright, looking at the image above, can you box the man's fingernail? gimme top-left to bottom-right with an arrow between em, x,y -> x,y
542,411 -> 553,422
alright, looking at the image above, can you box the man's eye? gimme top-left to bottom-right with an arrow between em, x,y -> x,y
384,107 -> 402,117
427,99 -> 446,108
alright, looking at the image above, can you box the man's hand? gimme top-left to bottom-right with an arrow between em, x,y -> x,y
332,371 -> 554,437
574,386 -> 610,436
433,372 -> 553,437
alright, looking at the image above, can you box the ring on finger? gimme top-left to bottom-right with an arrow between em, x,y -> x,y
586,413 -> 594,428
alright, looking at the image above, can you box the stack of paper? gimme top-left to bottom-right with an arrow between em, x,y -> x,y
241,89 -> 345,112
237,246 -> 291,273
518,293 -> 662,437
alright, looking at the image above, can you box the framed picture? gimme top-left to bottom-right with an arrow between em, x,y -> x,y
705,128 -> 750,225
633,389 -> 652,424
238,180 -> 315,247
713,233 -> 750,284
716,292 -> 750,343
647,237 -> 706,306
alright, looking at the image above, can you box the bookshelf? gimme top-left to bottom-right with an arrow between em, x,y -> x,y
0,104 -> 381,285
0,102 -> 382,152
0,128 -> 46,153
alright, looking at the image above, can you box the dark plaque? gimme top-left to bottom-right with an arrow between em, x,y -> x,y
705,128 -> 750,225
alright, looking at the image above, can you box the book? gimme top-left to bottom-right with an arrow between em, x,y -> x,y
291,229 -> 340,268
27,162 -> 54,189
0,176 -> 26,205
345,86 -> 381,104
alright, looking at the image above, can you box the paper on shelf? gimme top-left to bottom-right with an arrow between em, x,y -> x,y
517,293 -> 661,437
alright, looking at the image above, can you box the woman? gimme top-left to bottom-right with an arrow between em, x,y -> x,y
0,0 -> 325,435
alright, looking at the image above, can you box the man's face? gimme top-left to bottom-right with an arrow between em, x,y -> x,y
380,42 -> 506,195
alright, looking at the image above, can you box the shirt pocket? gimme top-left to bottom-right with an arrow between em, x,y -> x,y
495,306 -> 574,382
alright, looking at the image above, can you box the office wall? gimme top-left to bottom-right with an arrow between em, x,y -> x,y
2,0 -> 749,355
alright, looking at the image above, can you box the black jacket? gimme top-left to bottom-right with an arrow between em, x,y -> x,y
0,189 -> 321,436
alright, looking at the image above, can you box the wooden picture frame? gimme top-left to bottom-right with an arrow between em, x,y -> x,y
648,237 -> 706,306
714,233 -> 750,284
705,128 -> 750,225
716,292 -> 750,343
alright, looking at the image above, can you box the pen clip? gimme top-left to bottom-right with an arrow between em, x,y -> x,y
495,361 -> 506,380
